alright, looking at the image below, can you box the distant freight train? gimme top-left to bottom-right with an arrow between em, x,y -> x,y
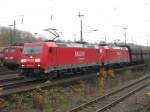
20,41 -> 150,77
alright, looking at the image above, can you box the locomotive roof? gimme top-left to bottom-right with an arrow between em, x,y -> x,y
24,42 -> 99,49
56,42 -> 99,48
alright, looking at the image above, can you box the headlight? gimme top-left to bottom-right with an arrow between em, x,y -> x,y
35,58 -> 40,62
30,56 -> 33,58
21,59 -> 27,63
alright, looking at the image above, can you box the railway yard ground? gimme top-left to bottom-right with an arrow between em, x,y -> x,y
0,64 -> 149,112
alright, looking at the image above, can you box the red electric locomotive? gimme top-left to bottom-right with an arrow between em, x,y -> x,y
20,42 -> 102,76
0,47 -> 4,66
3,46 -> 23,67
99,45 -> 130,66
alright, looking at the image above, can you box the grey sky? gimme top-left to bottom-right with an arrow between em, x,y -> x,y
0,0 -> 150,45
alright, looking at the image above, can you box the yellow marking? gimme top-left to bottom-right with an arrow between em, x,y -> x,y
146,92 -> 150,97
0,98 -> 5,109
107,67 -> 114,77
99,68 -> 107,79
99,67 -> 107,95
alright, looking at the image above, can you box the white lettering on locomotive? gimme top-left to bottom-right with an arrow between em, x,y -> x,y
117,52 -> 122,55
75,51 -> 85,57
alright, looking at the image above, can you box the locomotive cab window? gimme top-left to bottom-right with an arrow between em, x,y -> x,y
22,46 -> 43,54
49,47 -> 53,53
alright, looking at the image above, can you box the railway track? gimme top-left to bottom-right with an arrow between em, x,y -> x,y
0,66 -> 19,75
0,67 -> 8,72
0,70 -> 19,75
0,77 -> 47,89
0,73 -> 98,96
0,73 -> 23,81
68,75 -> 150,112
114,64 -> 145,71
0,64 -> 147,97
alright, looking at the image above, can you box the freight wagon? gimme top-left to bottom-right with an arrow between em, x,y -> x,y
99,45 -> 130,67
119,45 -> 150,64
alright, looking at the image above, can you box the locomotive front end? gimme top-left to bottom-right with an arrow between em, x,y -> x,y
20,45 -> 44,76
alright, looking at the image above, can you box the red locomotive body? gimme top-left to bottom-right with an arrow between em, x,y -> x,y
4,46 -> 23,67
100,45 -> 130,66
20,42 -> 101,75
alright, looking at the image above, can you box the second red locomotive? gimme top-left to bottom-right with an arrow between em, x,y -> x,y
0,47 -> 4,66
3,46 -> 23,67
100,45 -> 130,66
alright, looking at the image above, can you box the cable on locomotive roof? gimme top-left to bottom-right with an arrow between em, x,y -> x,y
44,28 -> 60,42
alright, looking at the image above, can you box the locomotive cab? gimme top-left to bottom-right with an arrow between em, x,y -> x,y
21,46 -> 43,68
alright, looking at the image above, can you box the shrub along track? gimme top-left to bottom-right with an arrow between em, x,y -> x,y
0,64 -> 147,97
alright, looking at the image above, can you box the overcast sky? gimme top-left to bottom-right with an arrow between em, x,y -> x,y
0,0 -> 150,46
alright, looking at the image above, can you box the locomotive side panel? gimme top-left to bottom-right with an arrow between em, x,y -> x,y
44,47 -> 101,73
56,47 -> 100,65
